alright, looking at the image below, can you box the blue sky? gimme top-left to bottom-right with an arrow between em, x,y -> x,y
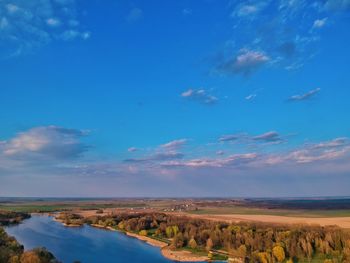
0,0 -> 350,197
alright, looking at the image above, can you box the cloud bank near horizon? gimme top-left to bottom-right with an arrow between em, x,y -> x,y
1,125 -> 349,197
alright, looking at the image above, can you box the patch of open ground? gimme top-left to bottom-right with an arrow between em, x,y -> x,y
179,213 -> 350,228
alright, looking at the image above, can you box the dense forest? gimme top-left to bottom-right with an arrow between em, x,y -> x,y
0,211 -> 58,263
58,212 -> 350,263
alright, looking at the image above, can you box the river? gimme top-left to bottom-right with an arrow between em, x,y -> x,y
5,215 -> 204,263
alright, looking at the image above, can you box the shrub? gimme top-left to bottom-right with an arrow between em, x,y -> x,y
188,238 -> 197,249
139,230 -> 148,236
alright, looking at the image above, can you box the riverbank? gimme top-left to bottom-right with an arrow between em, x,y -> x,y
6,215 -> 182,263
57,218 -> 210,262
161,247 -> 208,262
89,224 -> 210,262
53,217 -> 83,227
125,231 -> 209,262
126,232 -> 168,248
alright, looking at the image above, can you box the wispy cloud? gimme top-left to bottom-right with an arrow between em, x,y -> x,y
0,0 -> 90,57
46,18 -> 61,27
128,147 -> 139,152
232,2 -> 266,18
161,139 -> 188,150
221,0 -> 346,73
245,94 -> 257,101
324,0 -> 350,11
162,153 -> 258,168
124,151 -> 184,163
253,131 -> 283,143
313,18 -> 328,29
217,49 -> 270,76
310,137 -> 349,149
181,89 -> 218,105
218,134 -> 240,142
2,126 -> 349,198
287,145 -> 350,163
288,88 -> 321,101
216,150 -> 225,155
236,5 -> 259,16
123,139 -> 188,164
218,131 -> 284,144
60,30 -> 90,41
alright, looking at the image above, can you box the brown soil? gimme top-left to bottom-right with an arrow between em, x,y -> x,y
178,213 -> 350,228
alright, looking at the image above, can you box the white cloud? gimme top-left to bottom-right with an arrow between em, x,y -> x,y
313,18 -> 328,29
224,0 -> 344,73
163,153 -> 258,168
217,49 -> 270,76
0,0 -> 90,57
288,88 -> 321,101
310,137 -> 348,149
253,131 -> 282,142
181,89 -> 218,105
287,147 -> 349,163
2,126 -> 89,160
60,30 -> 90,41
237,5 -> 259,16
245,94 -> 257,100
46,18 -> 61,27
261,137 -> 350,165
128,147 -> 138,152
218,131 -> 284,144
161,139 -> 188,149
218,134 -> 239,142
118,136 -> 350,174
231,1 -> 268,18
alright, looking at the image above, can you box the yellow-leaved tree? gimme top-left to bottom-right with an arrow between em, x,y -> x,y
273,245 -> 285,262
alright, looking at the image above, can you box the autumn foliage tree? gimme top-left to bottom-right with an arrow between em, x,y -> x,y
188,238 -> 197,249
83,212 -> 350,262
273,245 -> 285,262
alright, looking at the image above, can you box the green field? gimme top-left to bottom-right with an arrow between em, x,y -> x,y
0,200 -> 148,213
2,198 -> 350,218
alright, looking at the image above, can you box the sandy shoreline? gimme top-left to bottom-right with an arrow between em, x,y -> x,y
125,232 -> 208,262
52,217 -> 82,227
161,247 -> 208,262
125,232 -> 168,248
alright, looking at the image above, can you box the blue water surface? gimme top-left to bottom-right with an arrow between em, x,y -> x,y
5,215 -> 205,263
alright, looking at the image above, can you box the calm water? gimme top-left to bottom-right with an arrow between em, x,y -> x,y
5,215 -> 204,263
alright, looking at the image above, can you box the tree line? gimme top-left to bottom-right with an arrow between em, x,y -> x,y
0,211 -> 30,226
82,212 -> 350,263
